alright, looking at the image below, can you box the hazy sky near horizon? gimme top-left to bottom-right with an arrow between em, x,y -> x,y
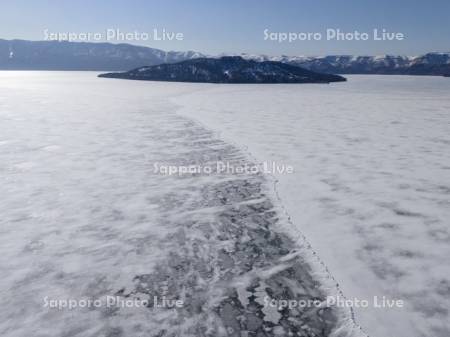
1,0 -> 449,56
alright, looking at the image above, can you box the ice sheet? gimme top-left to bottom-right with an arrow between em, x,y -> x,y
0,72 -> 364,337
174,75 -> 450,337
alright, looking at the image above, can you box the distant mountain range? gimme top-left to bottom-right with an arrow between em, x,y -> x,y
1,39 -> 449,76
98,56 -> 346,84
0,39 -> 204,70
241,53 -> 450,76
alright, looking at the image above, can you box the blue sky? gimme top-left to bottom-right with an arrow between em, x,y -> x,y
1,0 -> 449,56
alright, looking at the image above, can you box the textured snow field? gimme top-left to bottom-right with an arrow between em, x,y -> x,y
174,76 -> 450,337
0,72 -> 364,337
0,72 -> 448,337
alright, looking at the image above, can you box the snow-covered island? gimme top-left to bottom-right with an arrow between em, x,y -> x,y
98,56 -> 347,84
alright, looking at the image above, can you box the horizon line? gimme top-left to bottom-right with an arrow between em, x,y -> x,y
1,38 -> 449,59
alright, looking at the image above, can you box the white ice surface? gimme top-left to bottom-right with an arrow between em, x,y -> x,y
173,76 -> 450,337
0,72 -> 199,336
0,72 -> 363,337
1,72 -> 448,337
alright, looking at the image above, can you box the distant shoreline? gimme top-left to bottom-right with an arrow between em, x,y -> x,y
1,39 -> 449,76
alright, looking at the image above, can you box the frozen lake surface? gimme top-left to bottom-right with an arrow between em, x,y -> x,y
0,72 -> 361,337
174,75 -> 450,337
0,72 -> 449,337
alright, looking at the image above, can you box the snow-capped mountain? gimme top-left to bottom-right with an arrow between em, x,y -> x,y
241,53 -> 450,76
0,39 -> 206,70
2,39 -> 449,76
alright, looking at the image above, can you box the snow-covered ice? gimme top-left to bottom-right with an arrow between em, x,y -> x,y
174,75 -> 450,337
1,72 -> 448,337
0,72 -> 364,337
